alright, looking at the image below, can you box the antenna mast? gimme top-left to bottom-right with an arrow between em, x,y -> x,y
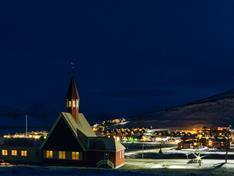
26,114 -> 28,137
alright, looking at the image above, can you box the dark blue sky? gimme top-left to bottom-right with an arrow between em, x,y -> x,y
0,0 -> 234,122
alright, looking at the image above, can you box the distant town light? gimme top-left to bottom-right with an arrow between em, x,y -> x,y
3,131 -> 48,140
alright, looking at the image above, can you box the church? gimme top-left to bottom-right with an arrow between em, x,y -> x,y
0,77 -> 125,169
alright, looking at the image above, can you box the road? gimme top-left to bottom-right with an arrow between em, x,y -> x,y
125,147 -> 174,157
121,159 -> 234,176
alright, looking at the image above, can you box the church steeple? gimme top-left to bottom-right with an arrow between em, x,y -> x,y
66,76 -> 80,121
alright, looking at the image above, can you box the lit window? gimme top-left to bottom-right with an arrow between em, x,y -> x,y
11,150 -> 17,156
72,100 -> 76,108
76,100 -> 79,107
59,151 -> 66,160
69,101 -> 72,107
2,150 -> 8,156
46,150 -> 53,159
21,150 -> 27,157
72,152 -> 79,160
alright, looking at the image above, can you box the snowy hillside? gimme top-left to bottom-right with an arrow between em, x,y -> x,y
126,89 -> 234,129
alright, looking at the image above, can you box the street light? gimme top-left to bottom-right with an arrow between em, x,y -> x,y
191,152 -> 206,167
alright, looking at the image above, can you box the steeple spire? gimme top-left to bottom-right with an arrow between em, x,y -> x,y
66,76 -> 80,121
66,76 -> 79,100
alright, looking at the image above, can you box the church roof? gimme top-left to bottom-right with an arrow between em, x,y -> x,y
40,112 -> 96,150
41,112 -> 125,152
62,112 -> 96,137
66,77 -> 79,99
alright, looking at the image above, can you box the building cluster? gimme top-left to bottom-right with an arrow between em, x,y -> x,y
3,131 -> 47,140
0,77 -> 125,168
96,118 -> 128,127
93,120 -> 234,150
178,127 -> 233,150
93,123 -> 147,143
93,124 -> 182,144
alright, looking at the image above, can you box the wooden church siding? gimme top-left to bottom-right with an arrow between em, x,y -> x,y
115,151 -> 125,167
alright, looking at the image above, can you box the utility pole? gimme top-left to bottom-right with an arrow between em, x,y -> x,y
195,152 -> 202,167
142,143 -> 145,159
159,142 -> 163,154
225,127 -> 231,164
225,143 -> 228,164
198,158 -> 201,167
26,114 -> 28,137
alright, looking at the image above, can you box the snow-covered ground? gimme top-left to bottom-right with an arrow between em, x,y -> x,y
125,145 -> 234,159
126,159 -> 225,169
166,148 -> 234,155
125,147 -> 173,157
123,147 -> 234,175
123,159 -> 234,176
0,165 -> 145,176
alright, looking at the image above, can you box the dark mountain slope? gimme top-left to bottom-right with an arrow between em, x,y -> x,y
126,89 -> 234,129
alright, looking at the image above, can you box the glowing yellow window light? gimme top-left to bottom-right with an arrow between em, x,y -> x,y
46,150 -> 53,159
11,150 -> 17,156
59,151 -> 66,160
66,100 -> 72,108
2,150 -> 8,156
21,150 -> 27,157
72,100 -> 76,107
72,152 -> 79,160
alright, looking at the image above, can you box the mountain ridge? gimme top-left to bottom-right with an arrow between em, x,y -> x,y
126,88 -> 234,129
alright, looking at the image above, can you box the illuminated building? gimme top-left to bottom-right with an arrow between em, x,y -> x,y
0,77 -> 125,168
